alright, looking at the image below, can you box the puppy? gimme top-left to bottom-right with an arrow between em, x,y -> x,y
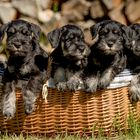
123,23 -> 140,102
83,20 -> 127,92
47,24 -> 90,91
0,19 -> 49,119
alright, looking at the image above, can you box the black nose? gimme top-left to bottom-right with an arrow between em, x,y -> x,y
13,42 -> 21,48
107,41 -> 114,48
79,45 -> 86,52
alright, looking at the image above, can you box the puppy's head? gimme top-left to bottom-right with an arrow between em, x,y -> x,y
123,23 -> 140,56
0,19 -> 41,57
90,20 -> 125,55
47,24 -> 90,67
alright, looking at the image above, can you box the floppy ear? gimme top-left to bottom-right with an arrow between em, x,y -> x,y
90,22 -> 102,40
30,23 -> 41,41
0,23 -> 9,43
121,25 -> 133,44
47,28 -> 62,48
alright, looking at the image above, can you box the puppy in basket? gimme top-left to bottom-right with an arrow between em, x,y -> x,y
123,23 -> 140,102
47,24 -> 90,91
83,20 -> 127,93
0,19 -> 49,119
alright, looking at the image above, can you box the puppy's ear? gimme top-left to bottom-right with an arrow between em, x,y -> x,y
47,28 -> 61,48
30,23 -> 41,41
0,23 -> 9,43
90,23 -> 102,40
121,25 -> 133,44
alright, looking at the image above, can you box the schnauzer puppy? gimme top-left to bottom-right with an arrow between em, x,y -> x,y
123,23 -> 140,102
0,19 -> 49,119
83,20 -> 127,92
47,24 -> 90,91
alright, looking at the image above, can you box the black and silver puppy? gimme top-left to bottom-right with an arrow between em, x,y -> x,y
47,24 -> 90,91
0,19 -> 48,119
123,23 -> 140,102
83,20 -> 127,92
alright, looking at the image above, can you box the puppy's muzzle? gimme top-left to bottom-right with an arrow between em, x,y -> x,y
12,41 -> 22,49
107,40 -> 115,48
79,45 -> 85,52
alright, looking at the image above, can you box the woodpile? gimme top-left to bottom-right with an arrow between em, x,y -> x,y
0,0 -> 139,51
0,0 -> 139,31
61,0 -> 140,28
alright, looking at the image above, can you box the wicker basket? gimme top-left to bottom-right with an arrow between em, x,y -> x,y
0,85 -> 140,136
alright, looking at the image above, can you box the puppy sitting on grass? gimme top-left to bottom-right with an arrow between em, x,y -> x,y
83,20 -> 127,93
47,24 -> 90,91
0,19 -> 49,119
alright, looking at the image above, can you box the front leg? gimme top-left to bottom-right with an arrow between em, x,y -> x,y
98,55 -> 126,89
22,74 -> 44,114
56,81 -> 67,91
2,81 -> 16,119
129,74 -> 140,102
53,67 -> 67,91
98,68 -> 114,89
84,74 -> 99,93
56,72 -> 81,92
66,70 -> 84,91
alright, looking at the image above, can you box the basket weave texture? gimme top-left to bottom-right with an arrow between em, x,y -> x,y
0,86 -> 140,135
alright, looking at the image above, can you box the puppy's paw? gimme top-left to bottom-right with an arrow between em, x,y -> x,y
56,82 -> 67,91
25,103 -> 35,115
98,78 -> 110,89
129,75 -> 140,102
85,77 -> 98,93
98,71 -> 112,89
129,85 -> 140,102
23,90 -> 37,115
2,91 -> 16,120
3,106 -> 16,120
67,80 -> 80,91
85,84 -> 97,93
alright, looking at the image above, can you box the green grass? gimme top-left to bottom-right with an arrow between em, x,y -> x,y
1,133 -> 140,140
0,116 -> 140,140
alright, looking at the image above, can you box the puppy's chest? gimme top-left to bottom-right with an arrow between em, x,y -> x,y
92,56 -> 113,70
8,62 -> 35,77
20,64 -> 32,75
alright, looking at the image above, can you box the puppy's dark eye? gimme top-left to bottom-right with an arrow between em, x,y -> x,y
100,29 -> 108,34
22,29 -> 29,35
7,28 -> 15,34
113,29 -> 119,34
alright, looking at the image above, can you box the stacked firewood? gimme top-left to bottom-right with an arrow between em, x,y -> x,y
0,0 -> 139,51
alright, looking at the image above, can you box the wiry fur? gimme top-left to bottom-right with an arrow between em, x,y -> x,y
0,19 -> 48,119
123,23 -> 140,102
83,20 -> 127,93
47,24 -> 90,91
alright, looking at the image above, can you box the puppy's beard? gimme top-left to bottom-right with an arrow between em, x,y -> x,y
7,46 -> 27,57
98,41 -> 121,55
76,58 -> 88,68
14,51 -> 27,57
